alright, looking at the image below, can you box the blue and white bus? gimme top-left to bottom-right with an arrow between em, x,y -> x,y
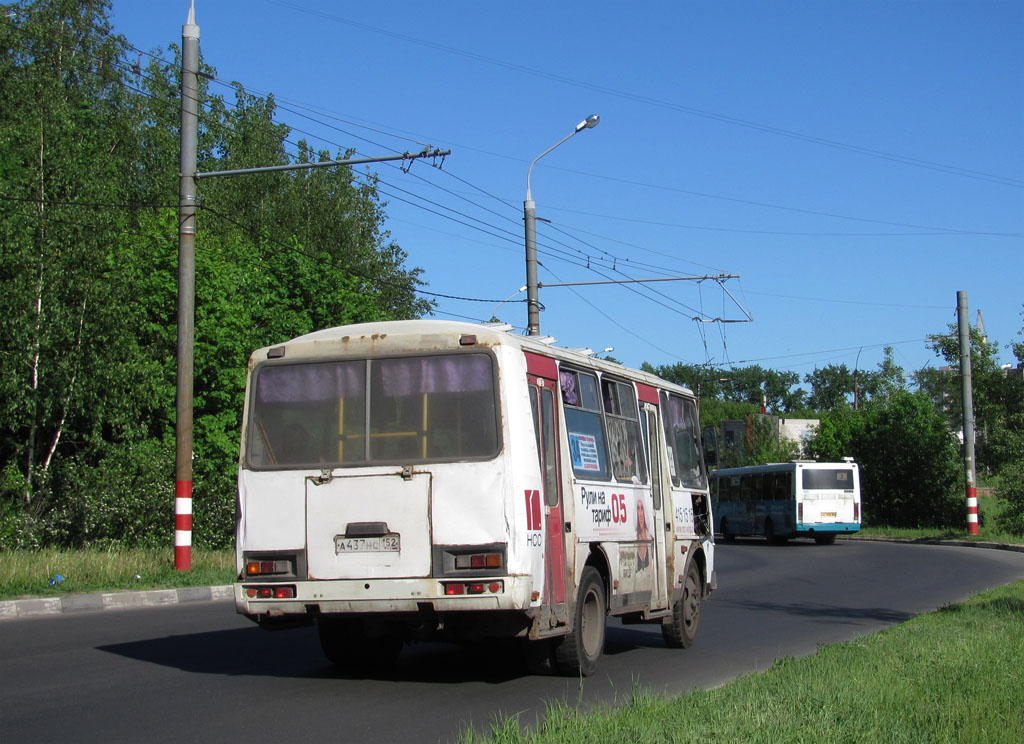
710,460 -> 860,544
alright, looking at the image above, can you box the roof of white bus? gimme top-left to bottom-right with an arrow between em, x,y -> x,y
712,460 -> 858,475
253,319 -> 695,397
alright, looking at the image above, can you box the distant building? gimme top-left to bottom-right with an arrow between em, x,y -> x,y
715,414 -> 819,464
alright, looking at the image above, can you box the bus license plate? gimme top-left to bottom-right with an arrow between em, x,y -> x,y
821,512 -> 837,518
334,534 -> 401,554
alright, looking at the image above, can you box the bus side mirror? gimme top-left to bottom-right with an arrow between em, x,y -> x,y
702,426 -> 719,469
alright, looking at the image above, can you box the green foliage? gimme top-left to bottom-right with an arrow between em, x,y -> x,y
994,445 -> 1024,535
805,392 -> 962,528
0,0 -> 431,549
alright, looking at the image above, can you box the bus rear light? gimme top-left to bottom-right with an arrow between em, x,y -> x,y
854,502 -> 860,521
246,559 -> 291,576
455,552 -> 503,570
798,503 -> 804,522
444,581 -> 503,596
246,585 -> 296,599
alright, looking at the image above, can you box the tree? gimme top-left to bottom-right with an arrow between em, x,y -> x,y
804,364 -> 855,411
805,391 -> 962,528
1,0 -> 434,548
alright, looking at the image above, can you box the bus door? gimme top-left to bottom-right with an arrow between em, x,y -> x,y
642,403 -> 668,610
528,374 -> 568,614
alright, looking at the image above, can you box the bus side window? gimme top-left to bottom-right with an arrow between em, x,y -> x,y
561,369 -> 610,480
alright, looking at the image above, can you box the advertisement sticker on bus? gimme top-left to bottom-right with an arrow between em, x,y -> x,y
569,432 -> 601,471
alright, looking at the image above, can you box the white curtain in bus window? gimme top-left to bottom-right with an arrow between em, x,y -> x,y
602,379 -> 647,484
369,354 -> 498,462
251,360 -> 366,468
661,393 -> 706,489
561,369 -> 609,480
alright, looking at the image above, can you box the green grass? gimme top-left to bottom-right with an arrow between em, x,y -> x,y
855,491 -> 1024,545
461,580 -> 1024,743
0,547 -> 234,601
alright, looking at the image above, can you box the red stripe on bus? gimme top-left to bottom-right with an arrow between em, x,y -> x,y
636,382 -> 660,405
524,352 -> 558,380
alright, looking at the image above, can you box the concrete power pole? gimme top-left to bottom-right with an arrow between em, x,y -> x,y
957,290 -> 979,536
175,2 -> 199,570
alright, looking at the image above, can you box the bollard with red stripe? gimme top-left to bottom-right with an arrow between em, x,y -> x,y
966,486 -> 979,536
175,480 -> 193,570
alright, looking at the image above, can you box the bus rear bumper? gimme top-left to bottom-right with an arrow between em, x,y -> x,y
234,575 -> 535,618
796,522 -> 860,535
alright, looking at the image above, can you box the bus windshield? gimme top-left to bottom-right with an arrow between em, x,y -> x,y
247,353 -> 500,468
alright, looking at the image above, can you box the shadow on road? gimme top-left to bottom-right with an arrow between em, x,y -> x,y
722,599 -> 914,625
97,620 -> 676,683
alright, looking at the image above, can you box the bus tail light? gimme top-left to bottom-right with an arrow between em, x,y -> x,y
246,585 -> 296,599
854,502 -> 860,521
798,503 -> 803,522
444,581 -> 503,596
455,552 -> 503,570
245,559 -> 292,576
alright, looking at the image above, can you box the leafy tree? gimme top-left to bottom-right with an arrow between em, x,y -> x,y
805,391 -> 962,528
804,364 -> 855,411
1,0 -> 433,549
923,324 -> 1021,478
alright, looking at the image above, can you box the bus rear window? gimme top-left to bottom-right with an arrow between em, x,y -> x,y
802,469 -> 854,490
247,353 -> 500,468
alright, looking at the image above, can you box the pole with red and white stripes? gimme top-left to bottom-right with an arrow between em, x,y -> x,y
957,291 -> 979,536
175,2 -> 199,570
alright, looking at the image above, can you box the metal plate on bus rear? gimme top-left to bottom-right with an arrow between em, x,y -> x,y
334,533 -> 400,554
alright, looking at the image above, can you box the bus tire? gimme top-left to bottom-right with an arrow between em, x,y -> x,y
720,517 -> 735,542
317,618 -> 402,672
662,560 -> 702,649
814,533 -> 837,545
554,566 -> 606,677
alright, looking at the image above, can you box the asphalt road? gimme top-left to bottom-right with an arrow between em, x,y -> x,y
3,540 -> 1023,743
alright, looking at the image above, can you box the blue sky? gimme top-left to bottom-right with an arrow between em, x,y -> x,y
112,1 -> 1023,381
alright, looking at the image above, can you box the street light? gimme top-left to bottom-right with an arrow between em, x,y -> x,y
491,285 -> 527,322
524,114 -> 600,335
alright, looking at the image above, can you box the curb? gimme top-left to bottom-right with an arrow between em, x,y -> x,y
0,584 -> 234,621
844,535 -> 1024,553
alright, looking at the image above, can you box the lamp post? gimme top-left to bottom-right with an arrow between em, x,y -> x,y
524,114 -> 599,335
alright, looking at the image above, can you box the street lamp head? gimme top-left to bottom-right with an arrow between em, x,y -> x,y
576,114 -> 600,133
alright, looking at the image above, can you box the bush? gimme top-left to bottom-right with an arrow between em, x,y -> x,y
806,392 -> 962,528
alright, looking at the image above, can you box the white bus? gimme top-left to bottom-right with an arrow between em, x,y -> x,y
710,460 -> 861,544
234,320 -> 715,676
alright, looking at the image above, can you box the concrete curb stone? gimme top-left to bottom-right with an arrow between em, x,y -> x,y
0,584 -> 234,621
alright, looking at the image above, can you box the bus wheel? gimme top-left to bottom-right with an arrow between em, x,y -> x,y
814,533 -> 837,545
662,560 -> 702,649
317,618 -> 402,672
720,517 -> 735,542
554,566 -> 606,677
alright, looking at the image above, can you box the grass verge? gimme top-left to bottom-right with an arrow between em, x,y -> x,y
0,547 -> 234,600
856,492 -> 1024,545
461,579 -> 1024,743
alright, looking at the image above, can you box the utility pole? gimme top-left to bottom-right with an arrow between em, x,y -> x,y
175,1 -> 199,571
174,3 -> 448,570
957,290 -> 979,536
